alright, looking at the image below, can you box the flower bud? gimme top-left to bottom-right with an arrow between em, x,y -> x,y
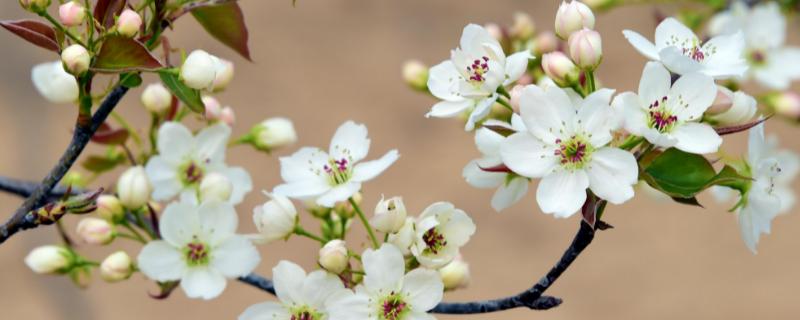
141,83 -> 172,114
100,251 -> 134,282
510,12 -> 535,40
116,9 -> 142,37
199,172 -> 233,202
555,0 -> 595,39
94,195 -> 124,222
181,50 -> 217,90
484,23 -> 503,42
387,217 -> 415,255
211,56 -> 234,92
541,52 -> 580,86
31,61 -> 79,104
370,196 -> 407,233
58,1 -> 85,27
76,217 -> 115,245
568,28 -> 602,70
253,194 -> 298,244
402,60 -> 429,91
202,95 -> 222,119
771,92 -> 800,118
318,240 -> 348,274
117,166 -> 151,209
707,87 -> 756,125
61,44 -> 91,75
438,255 -> 471,290
510,84 -> 525,109
19,0 -> 50,13
24,245 -> 70,274
534,31 -> 558,55
250,117 -> 298,151
220,107 -> 236,126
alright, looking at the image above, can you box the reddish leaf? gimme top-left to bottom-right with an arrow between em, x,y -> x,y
715,116 -> 771,136
478,163 -> 512,173
0,20 -> 59,52
94,0 -> 127,29
93,35 -> 164,73
191,2 -> 251,60
91,123 -> 130,145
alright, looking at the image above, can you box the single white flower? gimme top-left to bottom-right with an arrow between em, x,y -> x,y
273,121 -> 399,207
252,193 -> 298,244
463,116 -> 529,212
501,84 -> 638,217
427,24 -> 533,131
137,199 -> 260,300
613,62 -> 721,154
708,2 -> 800,89
145,122 -> 252,205
31,61 -> 79,104
411,202 -> 476,268
371,196 -> 408,233
239,260 -> 347,320
623,17 -> 747,79
327,244 -> 444,320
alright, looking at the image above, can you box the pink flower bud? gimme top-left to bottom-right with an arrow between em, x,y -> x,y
510,84 -> 525,109
76,217 -> 115,245
202,96 -> 222,120
61,44 -> 91,75
534,31 -> 558,55
141,83 -> 172,114
220,107 -> 235,126
568,28 -> 602,70
59,1 -> 85,27
100,251 -> 134,282
510,12 -> 535,40
542,51 -> 579,86
116,9 -> 142,37
772,92 -> 800,118
94,195 -> 124,222
555,0 -> 595,39
484,23 -> 503,42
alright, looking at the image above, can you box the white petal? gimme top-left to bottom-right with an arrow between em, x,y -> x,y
622,30 -> 659,60
460,24 -> 503,61
279,147 -> 330,182
643,127 -> 678,149
638,62 -> 672,108
519,84 -> 574,143
426,100 -> 472,118
157,122 -> 194,163
197,200 -> 238,245
221,166 -> 252,205
536,170 -> 589,218
587,148 -> 638,204
315,182 -> 361,207
655,18 -> 699,51
210,235 -> 260,278
272,260 -> 307,305
577,88 -> 615,147
668,72 -> 717,122
746,2 -> 785,49
351,150 -> 399,182
402,268 -> 444,312
504,51 -> 533,85
194,123 -> 231,164
464,96 -> 497,131
475,127 -> 505,156
137,240 -> 185,282
160,201 -> 200,247
700,32 -> 748,79
326,290 -> 372,320
439,208 -> 476,247
238,302 -> 290,320
659,46 -> 702,75
747,121 -> 767,165
31,61 -> 79,104
329,121 -> 370,163
181,267 -> 227,300
491,177 -> 529,212
500,132 -> 558,178
671,122 -> 722,154
144,156 -> 183,201
462,159 -> 504,189
610,91 -> 639,131
273,180 -> 331,200
427,60 -> 463,101
362,244 -> 405,293
301,270 -> 346,309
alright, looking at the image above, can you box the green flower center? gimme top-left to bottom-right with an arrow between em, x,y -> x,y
290,306 -> 321,320
748,49 -> 767,67
379,292 -> 409,320
323,157 -> 352,185
422,227 -> 447,255
184,240 -> 210,266
554,136 -> 594,170
179,161 -> 205,186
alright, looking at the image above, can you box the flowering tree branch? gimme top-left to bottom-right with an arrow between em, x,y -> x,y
0,86 -> 129,244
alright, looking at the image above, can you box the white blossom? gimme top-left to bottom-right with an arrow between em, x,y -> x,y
252,193 -> 298,244
31,61 -> 79,104
411,202 -> 476,268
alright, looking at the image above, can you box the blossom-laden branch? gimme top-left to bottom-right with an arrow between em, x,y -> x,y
0,86 -> 129,244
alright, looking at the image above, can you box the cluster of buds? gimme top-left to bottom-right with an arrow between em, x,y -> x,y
543,1 -> 602,85
202,96 -> 236,126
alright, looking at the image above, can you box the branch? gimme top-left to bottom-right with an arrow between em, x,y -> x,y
0,86 -> 129,244
0,177 -> 73,200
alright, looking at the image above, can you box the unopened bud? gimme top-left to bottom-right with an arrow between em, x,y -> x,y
59,1 -> 85,27
510,84 -> 525,109
771,92 -> 800,118
249,117 -> 298,151
61,44 -> 91,75
181,50 -> 217,90
94,195 -> 124,222
438,255 -> 471,290
220,107 -> 235,126
707,87 -> 756,125
402,60 -> 429,91
541,51 -> 579,86
318,240 -> 348,274
555,0 -> 595,39
100,251 -> 134,282
199,172 -> 232,202
31,61 -> 79,104
534,31 -> 558,55
19,0 -> 50,12
25,245 -> 71,274
211,57 -> 234,92
141,83 -> 172,114
253,194 -> 298,244
117,166 -> 151,209
76,217 -> 115,245
510,12 -> 535,40
484,23 -> 504,42
116,9 -> 142,37
202,95 -> 222,120
371,196 -> 407,233
568,28 -> 602,70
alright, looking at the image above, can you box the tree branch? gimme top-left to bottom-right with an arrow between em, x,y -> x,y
0,86 -> 129,244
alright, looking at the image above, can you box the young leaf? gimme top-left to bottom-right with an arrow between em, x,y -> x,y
190,2 -> 251,60
91,123 -> 130,145
93,35 -> 164,73
158,70 -> 205,113
707,165 -> 751,193
82,155 -> 125,173
642,148 -> 717,198
0,20 -> 59,52
94,0 -> 127,29
120,73 -> 143,88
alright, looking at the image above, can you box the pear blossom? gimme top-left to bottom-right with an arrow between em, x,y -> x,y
613,62 -> 721,154
426,24 -> 533,131
327,244 -> 444,320
137,199 -> 260,300
463,117 -> 529,212
623,17 -> 747,79
273,121 -> 399,207
239,261 -> 347,320
144,122 -> 252,205
501,84 -> 638,217
31,61 -> 79,104
252,193 -> 298,244
411,202 -> 476,268
371,196 -> 407,233
555,0 -> 595,39
708,2 -> 800,90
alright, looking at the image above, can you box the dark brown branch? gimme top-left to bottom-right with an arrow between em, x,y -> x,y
0,177 -> 73,200
0,86 -> 129,244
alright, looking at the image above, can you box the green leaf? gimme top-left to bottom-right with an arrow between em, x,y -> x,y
707,165 -> 751,193
81,155 -> 125,173
120,73 -> 143,88
158,70 -> 205,113
642,148 -> 717,198
191,2 -> 251,60
93,35 -> 163,73
0,20 -> 59,52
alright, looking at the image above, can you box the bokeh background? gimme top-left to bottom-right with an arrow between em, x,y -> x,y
1,1 -> 799,319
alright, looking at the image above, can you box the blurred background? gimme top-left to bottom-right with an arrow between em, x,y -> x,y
1,0 -> 799,319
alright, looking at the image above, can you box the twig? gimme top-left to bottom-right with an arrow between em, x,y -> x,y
0,86 -> 129,244
0,177 -> 73,200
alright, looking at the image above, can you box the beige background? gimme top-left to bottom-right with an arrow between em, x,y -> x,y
1,1 -> 799,319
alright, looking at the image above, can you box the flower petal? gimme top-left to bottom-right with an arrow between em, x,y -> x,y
462,159 -> 505,189
31,61 -> 79,104
362,244 -> 405,293
672,122 -> 722,154
638,62 -> 672,109
238,302 -> 290,320
181,267 -> 227,300
272,260 -> 307,305
194,123 -> 231,164
577,88 -> 616,147
475,127 -> 505,156
315,182 -> 361,207
519,84 -> 575,143
273,180 -> 331,200
536,170 -> 589,218
500,132 -> 558,178
329,121 -> 370,163
426,99 -> 472,118
302,270 -> 346,309
137,240 -> 185,282
210,235 -> 260,278
659,46 -> 703,76
701,32 -> 748,79
654,18 -> 698,51
326,290 -> 372,320
197,200 -> 238,245
145,156 -> 183,201
439,208 -> 476,247
221,166 -> 252,205
464,95 -> 497,131
402,268 -> 444,312
504,51 -> 533,85
668,72 -> 717,122
491,177 -> 529,212
157,122 -> 194,163
160,201 -> 200,247
427,60 -> 463,101
460,24 -> 503,61
351,150 -> 399,182
588,148 -> 638,204
622,30 -> 659,60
